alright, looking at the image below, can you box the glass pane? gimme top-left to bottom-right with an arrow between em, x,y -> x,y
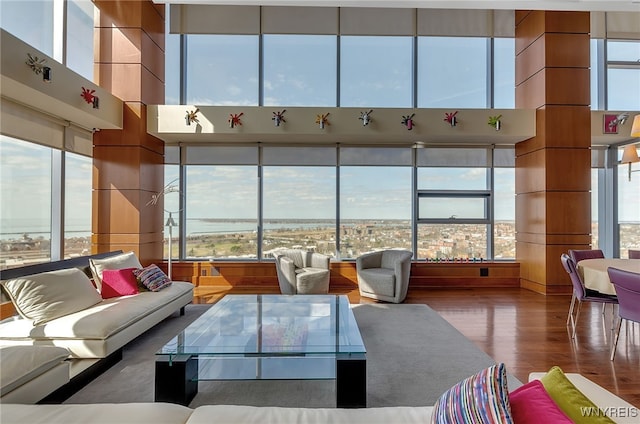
417,224 -> 488,260
0,136 -> 52,270
164,166 -> 181,260
262,167 -> 335,258
493,38 -> 514,109
618,149 -> 640,258
340,36 -> 412,107
418,168 -> 488,190
185,166 -> 258,259
66,0 -> 95,81
607,40 -> 640,62
340,167 -> 412,259
64,153 -> 91,259
591,169 -> 599,250
418,37 -> 488,108
590,39 -> 600,110
263,35 -> 337,106
418,197 -> 487,220
494,168 -> 515,259
165,6 -> 181,105
0,0 -> 54,57
186,35 -> 259,105
607,68 -> 640,110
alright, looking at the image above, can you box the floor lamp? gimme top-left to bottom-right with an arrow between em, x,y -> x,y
165,212 -> 177,279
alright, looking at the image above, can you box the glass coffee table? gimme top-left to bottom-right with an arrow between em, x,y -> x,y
155,294 -> 367,408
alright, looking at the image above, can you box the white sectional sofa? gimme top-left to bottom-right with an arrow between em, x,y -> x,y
1,364 -> 637,424
0,373 -> 637,424
0,251 -> 194,403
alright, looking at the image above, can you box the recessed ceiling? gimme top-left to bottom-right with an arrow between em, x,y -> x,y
153,0 -> 640,12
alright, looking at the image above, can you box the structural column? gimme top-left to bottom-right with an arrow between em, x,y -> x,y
92,0 -> 166,264
515,11 -> 592,294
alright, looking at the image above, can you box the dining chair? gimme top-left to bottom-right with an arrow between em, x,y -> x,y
561,253 -> 618,339
569,249 -> 605,263
629,249 -> 640,259
606,267 -> 640,361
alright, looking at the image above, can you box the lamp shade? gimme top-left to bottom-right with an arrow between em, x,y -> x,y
631,115 -> 640,138
621,144 -> 640,164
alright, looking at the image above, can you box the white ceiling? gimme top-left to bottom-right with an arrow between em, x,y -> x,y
153,0 -> 640,12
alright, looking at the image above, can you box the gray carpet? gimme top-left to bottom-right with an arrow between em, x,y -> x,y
65,302 -> 520,408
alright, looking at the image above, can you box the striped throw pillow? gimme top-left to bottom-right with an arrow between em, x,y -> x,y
133,264 -> 172,292
431,363 -> 513,424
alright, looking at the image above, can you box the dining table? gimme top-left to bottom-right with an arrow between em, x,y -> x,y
576,258 -> 640,296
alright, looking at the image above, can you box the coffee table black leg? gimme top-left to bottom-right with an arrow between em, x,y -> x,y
336,353 -> 366,408
155,355 -> 198,406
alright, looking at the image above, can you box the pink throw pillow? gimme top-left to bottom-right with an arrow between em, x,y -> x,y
100,268 -> 139,299
509,379 -> 573,424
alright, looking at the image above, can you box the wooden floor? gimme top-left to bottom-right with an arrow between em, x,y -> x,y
193,286 -> 640,407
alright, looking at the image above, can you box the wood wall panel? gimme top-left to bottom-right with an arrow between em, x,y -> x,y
515,10 -> 590,294
516,232 -> 592,245
141,65 -> 165,105
515,10 -> 544,54
160,261 -> 520,291
93,146 -> 144,189
543,11 -> 590,33
515,192 -> 546,235
544,68 -> 590,105
515,36 -> 544,86
91,233 -> 162,245
544,33 -> 590,68
515,149 -> 546,194
96,1 -> 143,28
515,70 -> 546,109
540,106 -> 591,147
544,192 -> 591,234
517,241 -> 546,283
94,104 -> 163,153
141,0 -> 165,49
544,149 -> 591,191
92,0 -> 165,265
96,27 -> 164,83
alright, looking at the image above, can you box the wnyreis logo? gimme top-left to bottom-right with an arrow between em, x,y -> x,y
580,407 -> 639,419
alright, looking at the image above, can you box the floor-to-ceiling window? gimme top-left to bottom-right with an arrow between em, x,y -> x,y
0,137 -> 52,269
339,148 -> 412,259
340,36 -> 413,107
416,147 -> 494,260
184,146 -> 259,259
417,37 -> 488,108
64,152 -> 92,257
606,40 -> 640,256
185,35 -> 259,105
263,35 -> 337,106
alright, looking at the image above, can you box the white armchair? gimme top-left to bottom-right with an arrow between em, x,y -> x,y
356,249 -> 413,303
274,249 -> 331,294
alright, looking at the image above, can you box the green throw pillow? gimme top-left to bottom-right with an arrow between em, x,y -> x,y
540,366 -> 616,424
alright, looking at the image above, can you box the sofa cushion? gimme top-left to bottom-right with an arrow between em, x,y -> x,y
100,268 -> 139,299
188,405 -> 434,424
89,251 -> 142,292
0,403 -> 193,424
540,366 -> 616,424
509,379 -> 572,423
133,264 -> 172,292
1,268 -> 102,325
431,363 -> 513,424
0,345 -> 69,395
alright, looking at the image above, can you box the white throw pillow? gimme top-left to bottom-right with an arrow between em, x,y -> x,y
89,251 -> 142,292
1,268 -> 102,325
